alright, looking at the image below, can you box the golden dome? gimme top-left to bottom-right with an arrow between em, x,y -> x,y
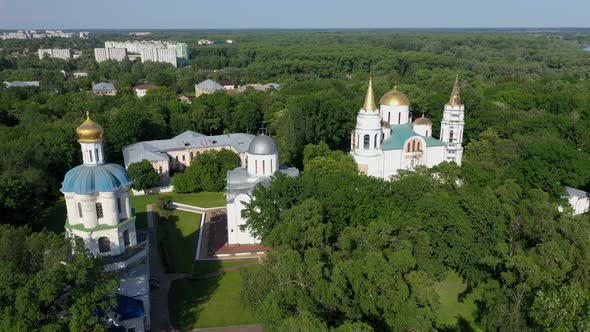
76,111 -> 104,143
413,114 -> 432,126
380,85 -> 409,106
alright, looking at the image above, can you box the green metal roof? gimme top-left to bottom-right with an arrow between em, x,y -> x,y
381,123 -> 446,151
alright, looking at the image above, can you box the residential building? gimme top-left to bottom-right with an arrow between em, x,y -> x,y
122,131 -> 254,185
94,48 -> 127,62
92,82 -> 117,96
351,76 -> 465,180
194,79 -> 223,97
178,95 -> 195,104
237,83 -> 280,93
175,42 -> 189,63
79,32 -> 90,39
134,84 -> 160,98
3,81 -> 40,88
139,48 -> 177,67
38,48 -> 73,60
219,80 -> 235,90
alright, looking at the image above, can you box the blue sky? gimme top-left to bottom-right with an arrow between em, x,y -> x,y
0,0 -> 587,29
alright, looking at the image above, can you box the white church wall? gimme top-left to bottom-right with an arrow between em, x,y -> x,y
247,154 -> 278,177
425,146 -> 446,167
381,104 -> 410,125
227,194 -> 259,245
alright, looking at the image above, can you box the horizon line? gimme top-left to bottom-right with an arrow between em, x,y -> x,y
1,26 -> 590,32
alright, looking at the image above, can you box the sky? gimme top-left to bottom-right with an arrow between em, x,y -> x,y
0,0 -> 588,30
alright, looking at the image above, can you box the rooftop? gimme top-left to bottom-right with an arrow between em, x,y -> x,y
381,123 -> 446,151
123,130 -> 255,166
92,82 -> 115,91
195,79 -> 223,92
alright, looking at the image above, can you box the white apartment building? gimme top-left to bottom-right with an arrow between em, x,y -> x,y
38,48 -> 73,60
139,48 -> 177,67
94,48 -> 127,62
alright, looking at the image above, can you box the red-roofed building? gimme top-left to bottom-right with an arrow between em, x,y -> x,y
219,80 -> 235,90
178,95 -> 195,104
134,84 -> 160,98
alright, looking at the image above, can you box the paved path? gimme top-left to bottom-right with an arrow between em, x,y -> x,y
190,325 -> 264,332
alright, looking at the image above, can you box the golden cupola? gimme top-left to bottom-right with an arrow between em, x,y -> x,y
413,113 -> 432,126
76,111 -> 104,143
380,85 -> 409,106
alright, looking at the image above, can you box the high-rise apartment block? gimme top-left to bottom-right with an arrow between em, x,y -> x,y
175,43 -> 189,63
94,48 -> 127,62
38,48 -> 73,60
139,48 -> 177,67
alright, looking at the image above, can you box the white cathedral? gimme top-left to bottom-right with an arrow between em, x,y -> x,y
351,76 -> 465,179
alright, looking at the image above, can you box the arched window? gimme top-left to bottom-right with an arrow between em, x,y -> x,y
270,159 -> 273,173
398,113 -> 401,124
158,166 -> 162,174
262,160 -> 266,175
116,198 -> 122,214
412,140 -> 416,151
96,203 -> 103,218
98,237 -> 110,253
449,130 -> 454,142
407,142 -> 411,151
417,142 -> 421,151
89,150 -> 93,162
426,130 -> 429,137
387,112 -> 391,123
95,148 -> 99,162
190,152 -> 194,159
123,230 -> 130,247
255,160 -> 258,174
78,203 -> 83,218
374,134 -> 378,148
363,135 -> 370,149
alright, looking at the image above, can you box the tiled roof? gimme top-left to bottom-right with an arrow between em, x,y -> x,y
381,123 -> 446,151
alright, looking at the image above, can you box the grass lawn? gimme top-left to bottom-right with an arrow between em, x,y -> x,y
132,191 -> 225,229
193,260 -> 257,278
169,266 -> 260,329
158,209 -> 201,273
434,271 -> 480,331
159,191 -> 226,208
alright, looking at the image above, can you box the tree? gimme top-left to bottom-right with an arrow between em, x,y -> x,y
172,149 -> 240,193
0,225 -> 117,331
127,160 -> 160,191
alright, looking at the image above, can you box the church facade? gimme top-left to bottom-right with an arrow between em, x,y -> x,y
226,134 -> 299,245
61,112 -> 150,331
351,77 -> 465,179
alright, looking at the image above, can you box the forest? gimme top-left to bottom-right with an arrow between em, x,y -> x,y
1,30 -> 590,330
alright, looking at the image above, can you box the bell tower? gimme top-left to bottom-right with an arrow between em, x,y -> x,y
439,75 -> 465,165
351,77 -> 383,176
